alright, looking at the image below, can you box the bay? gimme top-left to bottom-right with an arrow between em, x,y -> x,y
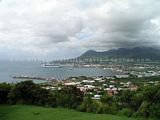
0,61 -> 116,83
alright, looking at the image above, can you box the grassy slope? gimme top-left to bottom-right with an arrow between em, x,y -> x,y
0,105 -> 139,120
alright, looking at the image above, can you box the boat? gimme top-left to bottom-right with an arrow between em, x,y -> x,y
41,63 -> 62,68
70,67 -> 73,70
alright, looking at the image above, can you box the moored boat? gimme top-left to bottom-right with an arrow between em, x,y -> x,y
41,63 -> 62,68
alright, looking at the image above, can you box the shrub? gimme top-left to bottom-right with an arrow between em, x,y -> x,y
118,108 -> 133,117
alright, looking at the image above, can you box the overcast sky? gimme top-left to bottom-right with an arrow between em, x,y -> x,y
0,0 -> 160,60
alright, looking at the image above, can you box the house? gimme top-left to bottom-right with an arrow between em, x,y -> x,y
95,77 -> 103,81
84,85 -> 95,89
129,85 -> 139,91
104,87 -> 118,96
115,75 -> 129,78
64,82 -> 80,86
92,95 -> 102,100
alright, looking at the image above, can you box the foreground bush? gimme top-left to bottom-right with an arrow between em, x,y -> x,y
0,81 -> 160,119
0,83 -> 12,104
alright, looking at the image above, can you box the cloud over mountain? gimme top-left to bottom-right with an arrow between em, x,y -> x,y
0,0 -> 160,59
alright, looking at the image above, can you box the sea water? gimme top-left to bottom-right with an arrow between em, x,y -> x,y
0,61 -> 116,83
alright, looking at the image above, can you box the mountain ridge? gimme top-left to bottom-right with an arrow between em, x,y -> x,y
79,47 -> 160,61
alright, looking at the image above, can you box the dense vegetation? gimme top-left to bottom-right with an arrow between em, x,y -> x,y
0,81 -> 160,119
0,105 -> 138,120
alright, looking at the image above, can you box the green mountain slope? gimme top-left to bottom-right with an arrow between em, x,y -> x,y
80,47 -> 160,61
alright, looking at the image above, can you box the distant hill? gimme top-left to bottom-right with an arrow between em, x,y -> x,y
79,47 -> 160,61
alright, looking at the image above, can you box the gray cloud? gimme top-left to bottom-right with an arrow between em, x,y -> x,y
0,0 -> 160,59
82,0 -> 160,50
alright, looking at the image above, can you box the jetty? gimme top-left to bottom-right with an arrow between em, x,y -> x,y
12,75 -> 58,81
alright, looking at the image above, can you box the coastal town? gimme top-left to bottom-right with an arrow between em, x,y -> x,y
12,62 -> 159,100
42,74 -> 159,99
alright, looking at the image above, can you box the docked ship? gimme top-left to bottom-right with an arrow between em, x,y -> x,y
41,63 -> 62,68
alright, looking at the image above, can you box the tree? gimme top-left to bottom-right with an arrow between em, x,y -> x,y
0,83 -> 12,104
8,81 -> 37,104
56,86 -> 83,108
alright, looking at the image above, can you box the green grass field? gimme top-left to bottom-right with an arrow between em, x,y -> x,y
0,105 -> 140,120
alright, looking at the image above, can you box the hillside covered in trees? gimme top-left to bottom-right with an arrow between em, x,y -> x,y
79,47 -> 160,61
0,81 -> 160,119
